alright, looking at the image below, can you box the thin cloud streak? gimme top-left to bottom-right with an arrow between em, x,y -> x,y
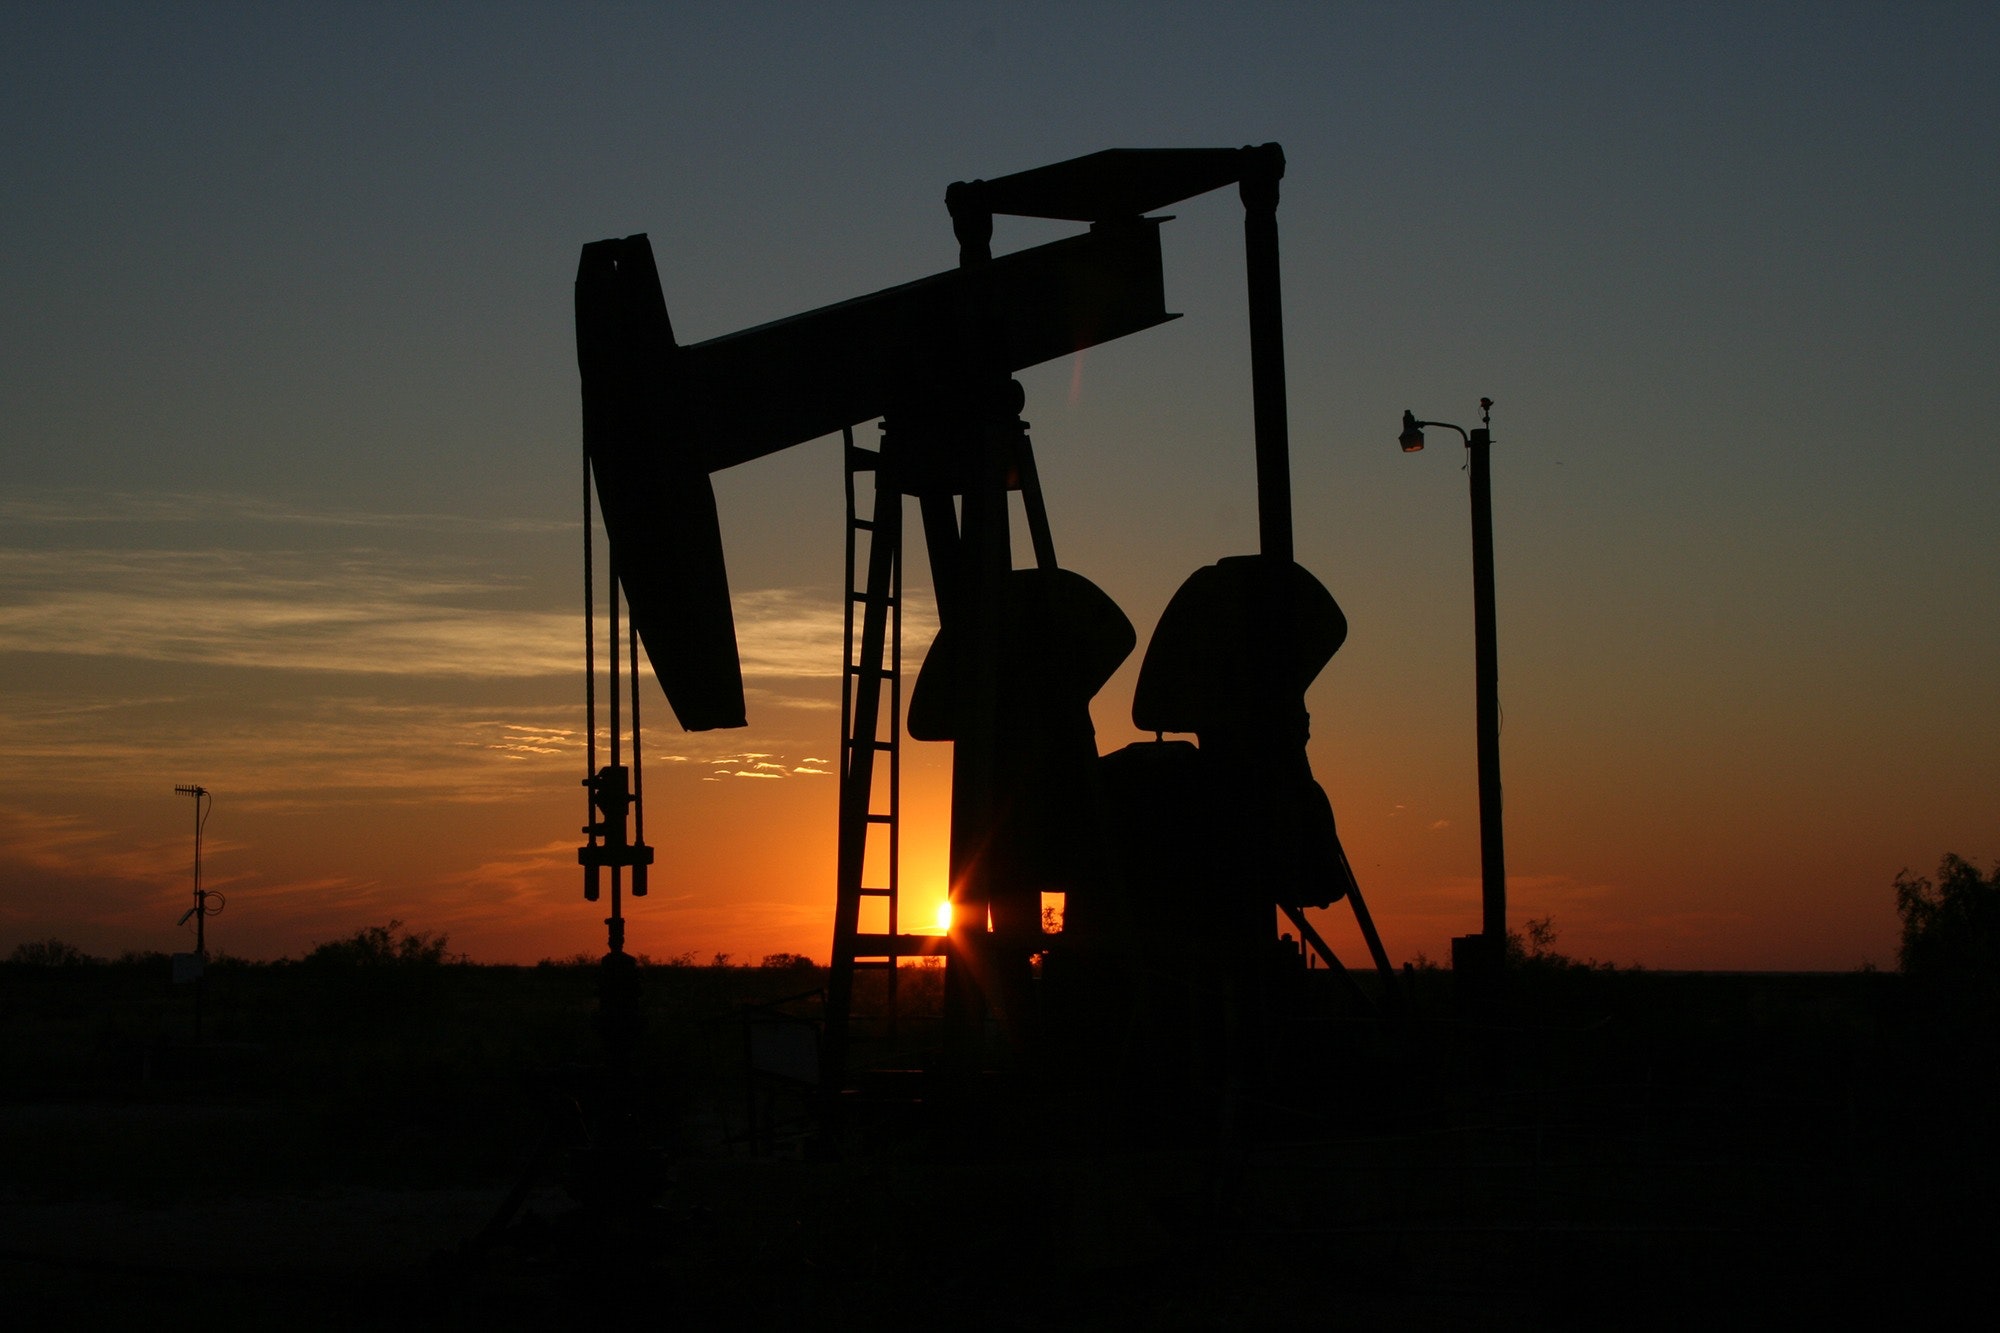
1,543 -> 910,688
0,690 -> 584,805
2,592 -> 581,677
0,490 -> 571,535
0,491 -> 929,703
0,546 -> 576,676
731,587 -> 937,681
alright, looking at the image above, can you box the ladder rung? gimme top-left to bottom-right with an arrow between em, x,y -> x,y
849,590 -> 898,606
846,663 -> 892,679
853,518 -> 876,532
865,812 -> 893,824
850,932 -> 949,958
858,887 -> 892,898
844,738 -> 894,752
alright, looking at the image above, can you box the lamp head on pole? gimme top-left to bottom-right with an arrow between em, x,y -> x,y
1398,410 -> 1425,453
1400,404 -> 1486,452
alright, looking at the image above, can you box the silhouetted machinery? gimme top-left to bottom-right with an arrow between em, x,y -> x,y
574,146 -> 1395,1097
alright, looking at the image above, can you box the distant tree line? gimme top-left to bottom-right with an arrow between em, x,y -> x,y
532,950 -> 818,969
4,931 -> 826,969
3,921 -> 462,969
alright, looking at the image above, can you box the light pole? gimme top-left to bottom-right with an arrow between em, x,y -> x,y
1400,399 -> 1508,978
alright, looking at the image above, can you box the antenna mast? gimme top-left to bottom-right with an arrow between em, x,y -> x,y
172,784 -> 221,1042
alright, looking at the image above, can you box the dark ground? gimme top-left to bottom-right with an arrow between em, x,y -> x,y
1,957 -> 1991,1328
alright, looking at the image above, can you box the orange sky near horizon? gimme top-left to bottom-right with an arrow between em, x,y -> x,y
2,486 -> 1978,976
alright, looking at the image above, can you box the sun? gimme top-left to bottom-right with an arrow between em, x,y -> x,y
935,899 -> 953,931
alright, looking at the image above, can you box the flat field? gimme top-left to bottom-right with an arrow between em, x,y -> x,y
1,959 -> 1989,1328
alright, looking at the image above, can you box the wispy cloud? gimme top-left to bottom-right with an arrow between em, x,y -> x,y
0,546 -> 578,676
731,589 -> 844,679
489,724 -> 576,758
0,490 -> 569,535
0,488 -> 936,711
731,587 -> 937,680
0,805 -> 173,882
745,685 -> 837,712
0,546 -> 926,690
434,839 -> 578,916
688,748 -> 835,782
0,688 -> 585,807
0,808 -> 83,865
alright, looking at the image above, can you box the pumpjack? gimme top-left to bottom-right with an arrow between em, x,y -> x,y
573,145 -> 1396,1103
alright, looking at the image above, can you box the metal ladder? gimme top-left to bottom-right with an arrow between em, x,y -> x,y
824,428 -> 940,1089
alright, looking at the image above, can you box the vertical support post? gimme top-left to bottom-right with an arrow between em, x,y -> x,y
937,180 -> 1022,1075
1013,427 -> 1059,572
1467,428 -> 1507,947
940,412 -> 1015,1073
583,450 -> 598,900
1239,142 -> 1292,563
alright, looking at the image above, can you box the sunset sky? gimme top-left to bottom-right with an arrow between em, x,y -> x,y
4,3 -> 1995,971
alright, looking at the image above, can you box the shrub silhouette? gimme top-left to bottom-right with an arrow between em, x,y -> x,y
1505,916 -> 1613,971
302,920 -> 451,968
7,938 -> 96,966
1897,853 -> 1999,1018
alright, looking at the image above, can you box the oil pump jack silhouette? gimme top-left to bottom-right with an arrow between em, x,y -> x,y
574,145 -> 1396,1096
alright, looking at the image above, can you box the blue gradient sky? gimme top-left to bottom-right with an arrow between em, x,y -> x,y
4,2 -> 1995,968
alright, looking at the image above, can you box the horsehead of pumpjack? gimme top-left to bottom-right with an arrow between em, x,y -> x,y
573,190 -> 1178,733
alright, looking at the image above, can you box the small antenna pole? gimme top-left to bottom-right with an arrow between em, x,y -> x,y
173,785 -> 218,1043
